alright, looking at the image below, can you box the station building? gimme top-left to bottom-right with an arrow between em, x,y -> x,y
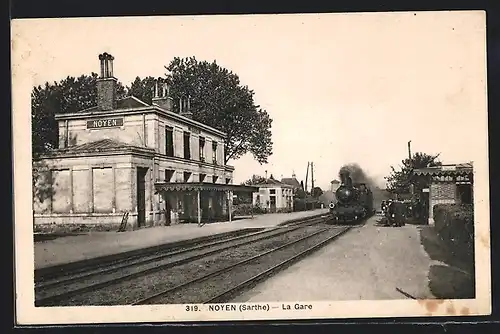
32,53 -> 258,230
411,162 -> 474,225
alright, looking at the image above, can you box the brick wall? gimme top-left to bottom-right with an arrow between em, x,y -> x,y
429,182 -> 457,223
96,78 -> 117,111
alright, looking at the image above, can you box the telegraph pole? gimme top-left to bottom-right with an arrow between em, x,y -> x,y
311,162 -> 315,196
305,162 -> 309,193
408,140 -> 414,196
408,140 -> 412,161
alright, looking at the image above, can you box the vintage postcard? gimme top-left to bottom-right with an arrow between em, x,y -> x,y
12,11 -> 490,325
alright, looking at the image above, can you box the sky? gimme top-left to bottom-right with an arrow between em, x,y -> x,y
12,11 -> 488,191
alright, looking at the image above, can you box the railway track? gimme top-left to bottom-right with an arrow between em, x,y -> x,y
35,214 -> 329,306
132,225 -> 351,305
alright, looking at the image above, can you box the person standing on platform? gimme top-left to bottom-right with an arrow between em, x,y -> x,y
392,201 -> 407,227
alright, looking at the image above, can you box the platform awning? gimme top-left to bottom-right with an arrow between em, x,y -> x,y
412,163 -> 473,177
154,182 -> 259,194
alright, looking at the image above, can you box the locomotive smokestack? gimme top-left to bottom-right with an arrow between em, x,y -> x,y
339,170 -> 350,185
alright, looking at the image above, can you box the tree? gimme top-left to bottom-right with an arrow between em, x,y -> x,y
165,57 -> 273,164
311,186 -> 323,198
385,152 -> 442,193
126,76 -> 157,105
31,73 -> 126,156
242,174 -> 266,186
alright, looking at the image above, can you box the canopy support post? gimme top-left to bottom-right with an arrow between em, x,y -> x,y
228,190 -> 232,223
197,189 -> 202,227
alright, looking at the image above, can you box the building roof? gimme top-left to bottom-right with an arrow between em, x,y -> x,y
40,139 -> 155,158
77,96 -> 149,113
412,162 -> 473,177
255,178 -> 294,188
281,177 -> 301,188
155,182 -> 259,193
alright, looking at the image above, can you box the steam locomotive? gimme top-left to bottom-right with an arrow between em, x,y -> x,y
328,170 -> 374,224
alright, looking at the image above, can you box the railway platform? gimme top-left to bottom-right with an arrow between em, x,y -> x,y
233,214 -> 475,302
34,209 -> 329,270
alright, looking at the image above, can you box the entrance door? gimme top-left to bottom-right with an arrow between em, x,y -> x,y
164,195 -> 172,226
270,195 -> 276,212
137,167 -> 148,227
421,191 -> 430,223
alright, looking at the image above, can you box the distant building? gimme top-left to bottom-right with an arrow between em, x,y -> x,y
330,179 -> 341,193
253,175 -> 295,212
281,172 -> 302,193
411,162 -> 473,225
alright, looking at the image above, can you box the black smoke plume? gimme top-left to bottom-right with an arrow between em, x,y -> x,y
338,163 -> 375,188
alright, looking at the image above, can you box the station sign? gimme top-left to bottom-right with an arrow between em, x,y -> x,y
87,117 -> 124,129
422,188 -> 430,193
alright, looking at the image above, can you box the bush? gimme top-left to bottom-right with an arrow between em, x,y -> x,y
232,203 -> 266,216
293,199 -> 323,212
433,203 -> 474,260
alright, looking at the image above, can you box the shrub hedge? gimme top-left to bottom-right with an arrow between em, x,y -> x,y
433,203 -> 474,260
293,199 -> 323,212
232,203 -> 267,216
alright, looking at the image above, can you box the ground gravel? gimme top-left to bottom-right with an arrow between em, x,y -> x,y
57,225 -> 330,306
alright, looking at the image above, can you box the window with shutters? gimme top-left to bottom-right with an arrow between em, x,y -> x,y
165,127 -> 174,157
212,141 -> 218,164
199,137 -> 205,162
183,132 -> 191,160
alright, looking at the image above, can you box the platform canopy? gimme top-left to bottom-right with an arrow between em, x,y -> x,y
154,182 -> 259,194
411,163 -> 473,184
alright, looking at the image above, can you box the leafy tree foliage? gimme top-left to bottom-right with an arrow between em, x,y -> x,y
242,174 -> 267,186
31,73 -> 126,156
126,76 -> 157,105
165,57 -> 273,164
311,186 -> 323,198
385,152 -> 442,193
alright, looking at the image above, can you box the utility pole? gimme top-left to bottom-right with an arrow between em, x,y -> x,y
408,140 -> 412,161
408,140 -> 414,196
311,162 -> 315,196
305,162 -> 309,193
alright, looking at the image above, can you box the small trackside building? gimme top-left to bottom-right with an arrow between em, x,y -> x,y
252,176 -> 295,213
411,162 -> 474,225
32,52 -> 258,231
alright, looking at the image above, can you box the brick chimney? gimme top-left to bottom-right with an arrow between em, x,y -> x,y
96,52 -> 117,111
152,78 -> 173,111
179,95 -> 193,119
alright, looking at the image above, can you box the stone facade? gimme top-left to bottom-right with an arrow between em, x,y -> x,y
33,52 -> 238,231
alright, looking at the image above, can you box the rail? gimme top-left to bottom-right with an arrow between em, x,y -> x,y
35,216 -> 326,306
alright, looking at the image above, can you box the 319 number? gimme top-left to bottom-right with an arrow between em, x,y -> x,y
186,305 -> 200,312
